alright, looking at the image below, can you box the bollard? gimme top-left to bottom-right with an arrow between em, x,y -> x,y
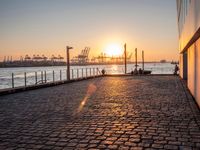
77,69 -> 79,79
35,72 -> 37,84
53,70 -> 55,82
82,68 -> 84,78
44,71 -> 47,83
24,72 -> 27,87
12,73 -> 14,88
60,70 -> 62,81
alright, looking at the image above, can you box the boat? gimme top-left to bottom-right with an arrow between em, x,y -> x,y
143,70 -> 152,74
160,59 -> 167,63
171,61 -> 179,64
129,70 -> 152,75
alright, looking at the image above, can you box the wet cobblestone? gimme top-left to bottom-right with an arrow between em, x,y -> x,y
0,76 -> 200,150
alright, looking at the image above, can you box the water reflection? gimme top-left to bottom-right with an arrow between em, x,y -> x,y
107,65 -> 122,74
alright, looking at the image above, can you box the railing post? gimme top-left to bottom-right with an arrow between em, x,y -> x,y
24,72 -> 27,87
44,71 -> 47,83
66,69 -> 68,80
77,69 -> 79,79
12,73 -> 14,88
93,68 -> 95,77
86,68 -> 87,77
35,72 -> 37,84
72,69 -> 74,79
53,70 -> 55,82
60,70 -> 62,81
97,68 -> 99,75
90,68 -> 91,76
41,71 -> 43,84
82,68 -> 84,78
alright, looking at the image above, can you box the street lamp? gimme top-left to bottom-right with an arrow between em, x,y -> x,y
124,43 -> 127,74
66,46 -> 73,80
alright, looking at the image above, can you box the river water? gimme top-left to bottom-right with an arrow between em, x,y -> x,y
0,63 -> 175,90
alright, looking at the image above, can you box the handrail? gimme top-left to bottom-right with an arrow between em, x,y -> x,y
8,67 -> 100,90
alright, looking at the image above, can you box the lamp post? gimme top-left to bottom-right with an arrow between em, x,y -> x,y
135,48 -> 138,71
142,50 -> 144,72
124,43 -> 127,74
66,46 -> 73,80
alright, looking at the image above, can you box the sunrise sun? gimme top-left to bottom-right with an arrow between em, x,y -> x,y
105,43 -> 123,57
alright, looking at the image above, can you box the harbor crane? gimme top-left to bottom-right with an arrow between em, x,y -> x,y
71,47 -> 90,64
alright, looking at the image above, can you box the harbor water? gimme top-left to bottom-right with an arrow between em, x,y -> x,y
0,63 -> 175,90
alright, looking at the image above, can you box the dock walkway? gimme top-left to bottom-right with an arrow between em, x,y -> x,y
0,76 -> 200,149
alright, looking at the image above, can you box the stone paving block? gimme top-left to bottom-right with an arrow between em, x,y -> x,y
107,144 -> 118,149
151,143 -> 164,149
130,147 -> 143,150
0,76 -> 199,149
165,144 -> 180,150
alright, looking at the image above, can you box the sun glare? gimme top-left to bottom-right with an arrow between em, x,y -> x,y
105,43 -> 123,57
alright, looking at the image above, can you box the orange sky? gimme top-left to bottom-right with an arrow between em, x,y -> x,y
0,0 -> 179,62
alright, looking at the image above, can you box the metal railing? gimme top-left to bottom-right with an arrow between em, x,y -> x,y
9,67 -> 101,89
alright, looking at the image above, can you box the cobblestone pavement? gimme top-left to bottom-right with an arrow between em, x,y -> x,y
0,76 -> 200,150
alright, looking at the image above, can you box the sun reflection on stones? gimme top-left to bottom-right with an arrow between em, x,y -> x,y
77,83 -> 97,113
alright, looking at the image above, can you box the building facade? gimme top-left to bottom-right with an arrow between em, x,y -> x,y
177,0 -> 200,107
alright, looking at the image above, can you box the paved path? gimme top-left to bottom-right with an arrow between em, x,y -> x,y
0,76 -> 200,150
